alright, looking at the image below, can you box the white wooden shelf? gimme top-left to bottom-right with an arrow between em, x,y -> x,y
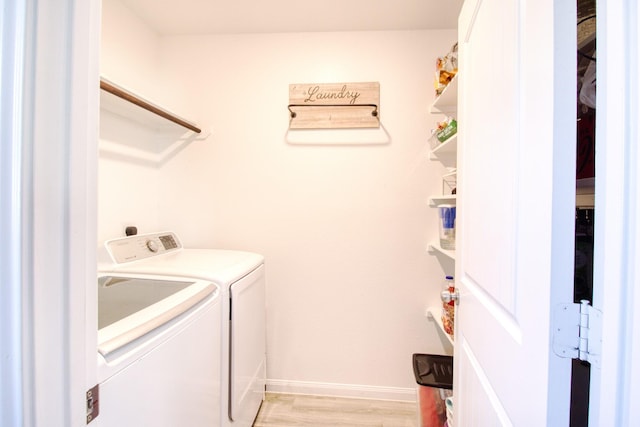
100,77 -> 207,137
429,75 -> 458,114
428,195 -> 457,206
427,241 -> 456,260
426,66 -> 458,347
426,306 -> 454,346
429,134 -> 457,160
99,77 -> 209,165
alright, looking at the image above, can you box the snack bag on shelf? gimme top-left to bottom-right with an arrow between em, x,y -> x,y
433,43 -> 459,96
431,117 -> 458,143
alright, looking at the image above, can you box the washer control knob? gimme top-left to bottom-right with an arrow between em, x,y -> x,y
146,239 -> 159,253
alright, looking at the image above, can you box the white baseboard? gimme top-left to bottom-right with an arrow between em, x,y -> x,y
266,379 -> 416,402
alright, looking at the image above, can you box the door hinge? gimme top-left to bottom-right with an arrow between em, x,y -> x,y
86,384 -> 99,424
552,300 -> 602,367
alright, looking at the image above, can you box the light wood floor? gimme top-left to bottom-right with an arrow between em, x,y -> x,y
253,393 -> 418,427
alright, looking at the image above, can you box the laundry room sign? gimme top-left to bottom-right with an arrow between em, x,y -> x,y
288,82 -> 380,129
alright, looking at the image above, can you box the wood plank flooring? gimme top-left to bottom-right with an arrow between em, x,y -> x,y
253,393 -> 418,427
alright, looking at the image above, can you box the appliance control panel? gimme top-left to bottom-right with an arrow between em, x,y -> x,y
104,231 -> 182,264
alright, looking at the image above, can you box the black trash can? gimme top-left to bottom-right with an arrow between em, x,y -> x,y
412,353 -> 453,427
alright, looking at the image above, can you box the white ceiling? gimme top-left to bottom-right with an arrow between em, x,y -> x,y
118,0 -> 464,35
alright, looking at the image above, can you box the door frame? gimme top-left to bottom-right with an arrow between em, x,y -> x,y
591,0 -> 640,424
2,0 -> 638,425
0,0 -> 100,426
0,1 -> 30,423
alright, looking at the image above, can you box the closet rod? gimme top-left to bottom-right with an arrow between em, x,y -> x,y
100,79 -> 202,134
287,103 -> 379,119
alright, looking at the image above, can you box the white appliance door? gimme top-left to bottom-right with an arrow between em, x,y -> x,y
229,265 -> 266,425
97,297 -> 221,427
454,0 -> 576,425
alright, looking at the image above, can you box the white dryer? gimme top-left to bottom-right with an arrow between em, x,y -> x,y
99,231 -> 266,427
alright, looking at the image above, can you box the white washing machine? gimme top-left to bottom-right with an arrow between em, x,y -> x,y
98,231 -> 266,427
96,272 -> 222,426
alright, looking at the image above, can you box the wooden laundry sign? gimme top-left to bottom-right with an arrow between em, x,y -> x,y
288,82 -> 380,129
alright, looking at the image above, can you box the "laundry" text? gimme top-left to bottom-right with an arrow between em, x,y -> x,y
303,85 -> 361,105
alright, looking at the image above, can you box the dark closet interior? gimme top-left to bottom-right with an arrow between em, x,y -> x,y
571,1 -> 596,425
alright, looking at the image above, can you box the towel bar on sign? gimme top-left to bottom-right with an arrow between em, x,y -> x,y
287,103 -> 379,119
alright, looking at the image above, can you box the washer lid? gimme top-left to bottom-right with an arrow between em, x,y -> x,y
97,274 -> 216,356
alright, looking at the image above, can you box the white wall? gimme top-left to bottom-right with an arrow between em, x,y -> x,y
100,0 -> 456,400
99,0 -> 175,243
158,30 -> 456,399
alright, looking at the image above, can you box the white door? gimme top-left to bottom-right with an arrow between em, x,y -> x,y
454,0 -> 577,425
0,1 -> 99,426
590,0 -> 640,424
